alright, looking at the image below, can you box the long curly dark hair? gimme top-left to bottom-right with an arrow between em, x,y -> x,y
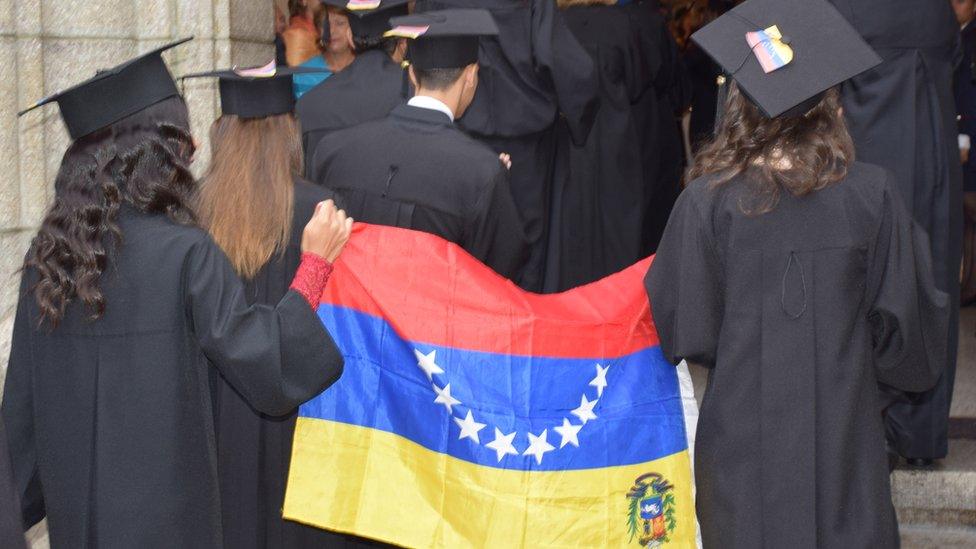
687,81 -> 855,215
25,96 -> 198,327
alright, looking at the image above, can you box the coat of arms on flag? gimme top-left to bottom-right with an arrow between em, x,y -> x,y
283,224 -> 699,547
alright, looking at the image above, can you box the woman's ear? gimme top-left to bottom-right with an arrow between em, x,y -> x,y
408,65 -> 419,90
465,63 -> 479,87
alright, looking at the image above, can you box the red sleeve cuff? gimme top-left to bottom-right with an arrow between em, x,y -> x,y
290,253 -> 334,311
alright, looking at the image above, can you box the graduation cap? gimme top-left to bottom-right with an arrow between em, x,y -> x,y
387,9 -> 499,70
17,38 -> 191,140
181,61 -> 328,118
691,0 -> 881,118
320,0 -> 410,41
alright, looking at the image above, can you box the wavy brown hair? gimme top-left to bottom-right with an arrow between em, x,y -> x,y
26,96 -> 197,327
688,81 -> 855,214
196,114 -> 302,279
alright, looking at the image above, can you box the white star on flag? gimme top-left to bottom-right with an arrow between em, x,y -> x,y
453,411 -> 487,444
485,428 -> 519,462
589,363 -> 610,397
523,429 -> 556,465
571,394 -> 598,424
433,383 -> 461,414
553,418 -> 583,448
414,349 -> 444,381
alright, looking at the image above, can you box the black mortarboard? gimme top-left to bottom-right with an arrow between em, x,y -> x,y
181,61 -> 328,118
691,0 -> 881,118
387,9 -> 499,70
17,38 -> 192,139
320,0 -> 410,41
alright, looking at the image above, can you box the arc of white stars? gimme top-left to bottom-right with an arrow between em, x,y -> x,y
571,394 -> 598,424
553,418 -> 583,448
454,411 -> 487,444
589,363 -> 610,397
433,383 -> 461,414
415,349 -> 444,381
416,351 -> 613,462
523,429 -> 556,465
485,428 -> 519,462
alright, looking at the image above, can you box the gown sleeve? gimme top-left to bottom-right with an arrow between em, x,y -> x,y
530,0 -> 600,146
0,418 -> 27,549
645,185 -> 724,367
866,185 -> 949,393
186,239 -> 344,417
1,273 -> 46,530
465,167 -> 531,282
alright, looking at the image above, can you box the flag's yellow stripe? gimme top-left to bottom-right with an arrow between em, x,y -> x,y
284,418 -> 697,548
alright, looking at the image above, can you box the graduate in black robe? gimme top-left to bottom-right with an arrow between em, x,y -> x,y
183,65 -> 368,549
4,43 -> 348,547
649,2 -> 948,546
296,0 -> 412,177
311,9 -> 530,281
546,0 -> 651,291
413,0 -> 599,292
828,0 -> 963,465
625,0 -> 691,256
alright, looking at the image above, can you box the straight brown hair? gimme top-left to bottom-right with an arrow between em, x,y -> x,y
688,81 -> 855,215
196,114 -> 301,279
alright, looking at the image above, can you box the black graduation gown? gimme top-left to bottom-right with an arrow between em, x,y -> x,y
0,419 -> 26,549
296,50 -> 410,177
214,177 -> 360,548
829,0 -> 962,460
1,206 -> 343,548
310,104 -> 530,280
625,0 -> 689,256
414,0 -> 600,292
546,4 -> 650,292
646,163 -> 948,548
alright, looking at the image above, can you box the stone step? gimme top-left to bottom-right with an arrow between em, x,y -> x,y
892,439 -> 976,530
900,525 -> 976,548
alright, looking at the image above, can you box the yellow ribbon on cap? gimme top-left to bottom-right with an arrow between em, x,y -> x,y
347,0 -> 381,10
384,25 -> 430,39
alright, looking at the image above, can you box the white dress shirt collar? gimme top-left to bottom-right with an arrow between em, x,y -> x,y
407,95 -> 455,122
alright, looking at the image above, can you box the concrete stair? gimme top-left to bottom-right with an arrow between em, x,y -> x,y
895,439 -> 976,547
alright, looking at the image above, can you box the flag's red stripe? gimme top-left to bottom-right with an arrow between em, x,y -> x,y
321,224 -> 659,358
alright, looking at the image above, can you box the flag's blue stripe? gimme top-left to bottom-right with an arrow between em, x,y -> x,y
300,305 -> 688,471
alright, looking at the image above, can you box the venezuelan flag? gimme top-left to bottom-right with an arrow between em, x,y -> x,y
284,224 -> 699,548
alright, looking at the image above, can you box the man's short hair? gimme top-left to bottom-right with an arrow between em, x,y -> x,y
352,36 -> 398,56
412,67 -> 466,91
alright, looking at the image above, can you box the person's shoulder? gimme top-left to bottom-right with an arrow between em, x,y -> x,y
296,67 -> 355,114
837,161 -> 892,202
291,175 -> 333,228
682,174 -> 722,206
445,125 -> 494,155
293,175 -> 333,205
442,129 -> 505,178
317,117 -> 390,156
124,209 -> 209,242
120,211 -> 224,267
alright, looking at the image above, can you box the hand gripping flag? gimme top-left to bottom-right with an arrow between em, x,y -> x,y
284,224 -> 699,547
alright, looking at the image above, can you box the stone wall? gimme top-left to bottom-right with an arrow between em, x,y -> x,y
0,1 -> 274,545
0,0 -> 274,383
